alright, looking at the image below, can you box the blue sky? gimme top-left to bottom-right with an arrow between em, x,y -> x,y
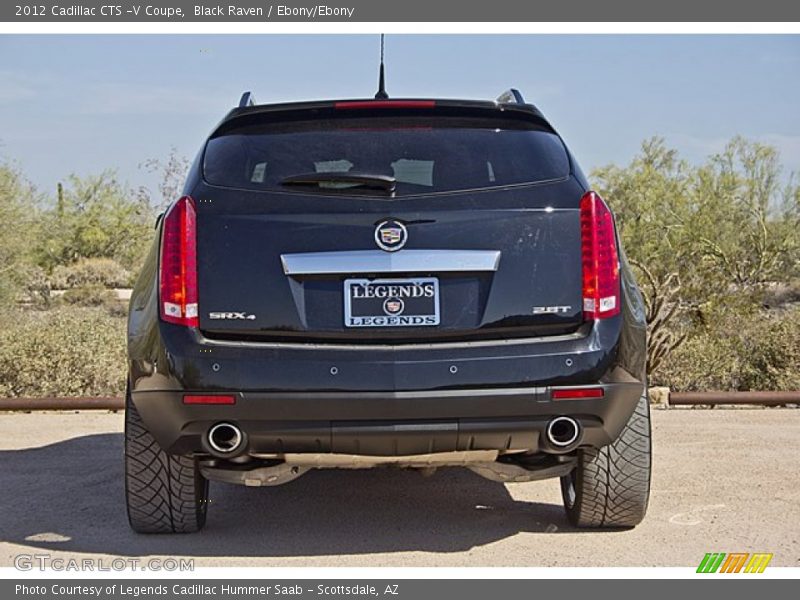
0,35 -> 798,200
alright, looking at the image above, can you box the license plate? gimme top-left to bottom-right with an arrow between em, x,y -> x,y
344,278 -> 440,328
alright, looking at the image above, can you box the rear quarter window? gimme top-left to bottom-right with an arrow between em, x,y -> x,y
203,115 -> 569,195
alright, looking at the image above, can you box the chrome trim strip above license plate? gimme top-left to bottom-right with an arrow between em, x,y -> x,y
281,249 -> 501,275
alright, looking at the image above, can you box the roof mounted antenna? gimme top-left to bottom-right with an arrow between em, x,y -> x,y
375,34 -> 389,99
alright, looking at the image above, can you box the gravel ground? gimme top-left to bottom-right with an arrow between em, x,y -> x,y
0,409 -> 798,567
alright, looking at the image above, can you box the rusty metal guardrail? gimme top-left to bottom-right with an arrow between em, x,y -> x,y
0,391 -> 798,411
668,391 -> 800,406
0,397 -> 124,411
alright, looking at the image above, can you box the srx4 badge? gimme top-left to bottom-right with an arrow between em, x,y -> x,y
208,312 -> 257,320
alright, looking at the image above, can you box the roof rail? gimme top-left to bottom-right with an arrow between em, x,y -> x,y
238,91 -> 256,108
496,88 -> 526,105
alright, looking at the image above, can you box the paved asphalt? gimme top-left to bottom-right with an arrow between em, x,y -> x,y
0,409 -> 798,567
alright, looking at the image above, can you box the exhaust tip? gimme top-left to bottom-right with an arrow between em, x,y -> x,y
546,416 -> 580,448
207,422 -> 244,455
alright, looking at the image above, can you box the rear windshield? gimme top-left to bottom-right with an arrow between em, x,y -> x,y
203,115 -> 569,195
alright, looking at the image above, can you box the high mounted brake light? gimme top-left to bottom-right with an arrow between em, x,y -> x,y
159,196 -> 199,327
580,191 -> 620,320
334,100 -> 436,110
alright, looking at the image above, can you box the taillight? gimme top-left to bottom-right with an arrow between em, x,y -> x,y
580,191 -> 620,320
159,196 -> 198,327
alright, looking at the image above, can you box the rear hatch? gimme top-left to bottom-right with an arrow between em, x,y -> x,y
192,103 -> 587,343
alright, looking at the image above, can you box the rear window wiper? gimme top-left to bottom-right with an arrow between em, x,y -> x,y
280,172 -> 396,193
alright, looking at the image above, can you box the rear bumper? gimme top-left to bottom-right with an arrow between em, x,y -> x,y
132,315 -> 629,393
131,381 -> 643,456
130,312 -> 645,457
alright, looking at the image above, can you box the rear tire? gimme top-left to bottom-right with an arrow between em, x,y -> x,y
124,384 -> 208,533
560,391 -> 651,528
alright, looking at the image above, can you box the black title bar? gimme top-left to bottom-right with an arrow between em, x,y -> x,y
4,0 -> 800,22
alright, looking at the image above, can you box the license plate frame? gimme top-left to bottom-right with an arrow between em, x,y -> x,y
343,277 -> 440,328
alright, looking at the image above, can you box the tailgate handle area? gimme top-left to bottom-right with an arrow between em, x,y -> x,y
281,249 -> 501,276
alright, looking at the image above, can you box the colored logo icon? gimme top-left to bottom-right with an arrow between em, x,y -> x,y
696,553 -> 773,573
374,220 -> 408,252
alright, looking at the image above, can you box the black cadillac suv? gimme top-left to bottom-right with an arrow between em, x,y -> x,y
125,89 -> 651,533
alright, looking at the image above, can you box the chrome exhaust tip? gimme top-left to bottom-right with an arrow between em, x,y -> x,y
207,422 -> 244,455
546,416 -> 581,448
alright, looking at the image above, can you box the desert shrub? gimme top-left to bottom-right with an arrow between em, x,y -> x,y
0,163 -> 40,304
12,264 -> 52,308
656,306 -> 800,392
761,280 -> 800,309
0,307 -> 127,397
104,301 -> 129,318
743,311 -> 800,390
50,258 -> 131,289
593,137 -> 800,384
57,285 -> 128,318
59,285 -> 118,307
36,172 -> 155,273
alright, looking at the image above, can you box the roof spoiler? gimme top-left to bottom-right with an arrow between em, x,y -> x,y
495,88 -> 526,105
237,89 -> 528,109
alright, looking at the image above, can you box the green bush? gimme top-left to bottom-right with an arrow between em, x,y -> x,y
50,258 -> 131,289
35,172 -> 155,273
593,137 -> 800,385
0,163 -> 40,305
656,306 -> 800,392
0,307 -> 127,397
57,285 -> 128,318
59,285 -> 119,307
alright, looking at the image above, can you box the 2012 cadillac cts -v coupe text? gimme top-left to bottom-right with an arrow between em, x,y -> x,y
125,90 -> 651,533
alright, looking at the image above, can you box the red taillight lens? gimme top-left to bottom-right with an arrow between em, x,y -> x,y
580,191 -> 620,320
552,388 -> 604,400
183,394 -> 236,405
159,196 -> 198,327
